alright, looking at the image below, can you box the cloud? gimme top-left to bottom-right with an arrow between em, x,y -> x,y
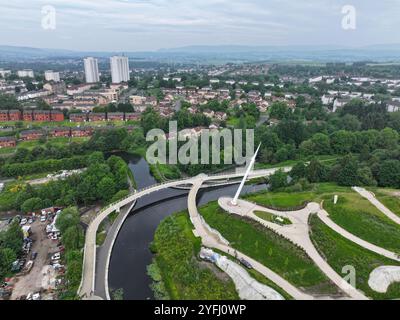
0,0 -> 399,51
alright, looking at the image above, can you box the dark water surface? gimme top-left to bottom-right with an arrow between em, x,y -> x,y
108,154 -> 266,300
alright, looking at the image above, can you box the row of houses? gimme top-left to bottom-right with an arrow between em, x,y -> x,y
0,127 -> 94,148
69,112 -> 141,122
0,110 -> 65,122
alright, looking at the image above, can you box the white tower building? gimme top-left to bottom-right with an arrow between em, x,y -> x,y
84,57 -> 100,83
44,70 -> 60,82
110,56 -> 130,84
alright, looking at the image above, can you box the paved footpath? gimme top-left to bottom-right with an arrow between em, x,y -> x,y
188,179 -> 314,300
218,197 -> 368,300
353,187 -> 400,226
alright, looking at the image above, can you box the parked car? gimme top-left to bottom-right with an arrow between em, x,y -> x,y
40,215 -> 47,222
239,258 -> 253,269
19,218 -> 27,226
51,252 -> 61,261
27,218 -> 33,224
31,252 -> 38,260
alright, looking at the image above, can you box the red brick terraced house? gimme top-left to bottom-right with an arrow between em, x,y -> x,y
0,110 -> 8,122
48,127 -> 71,138
70,127 -> 94,137
88,112 -> 106,122
50,111 -> 65,122
20,130 -> 44,141
69,113 -> 88,122
0,136 -> 17,148
33,110 -> 51,122
8,110 -> 22,121
125,113 -> 141,121
107,112 -> 124,121
23,110 -> 34,122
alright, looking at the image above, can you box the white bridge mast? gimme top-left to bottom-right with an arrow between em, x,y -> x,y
231,143 -> 261,206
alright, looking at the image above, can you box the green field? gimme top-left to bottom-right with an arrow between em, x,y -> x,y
371,188 -> 400,217
149,211 -> 239,300
323,193 -> 400,254
253,211 -> 291,225
199,202 -> 338,295
310,215 -> 400,300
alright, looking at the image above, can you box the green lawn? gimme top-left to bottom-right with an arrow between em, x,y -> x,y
371,188 -> 400,217
323,193 -> 400,254
253,211 -> 291,225
245,191 -> 314,210
310,215 -> 400,300
199,202 -> 338,295
149,211 -> 239,300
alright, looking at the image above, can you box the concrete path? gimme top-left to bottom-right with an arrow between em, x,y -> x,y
218,198 -> 368,300
188,179 -> 313,300
94,201 -> 136,300
353,187 -> 400,226
317,209 -> 400,262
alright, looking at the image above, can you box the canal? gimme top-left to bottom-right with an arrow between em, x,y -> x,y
108,153 -> 267,300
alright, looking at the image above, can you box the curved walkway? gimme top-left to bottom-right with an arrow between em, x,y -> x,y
78,167 -> 289,299
353,187 -> 400,226
188,179 -> 313,300
218,198 -> 368,300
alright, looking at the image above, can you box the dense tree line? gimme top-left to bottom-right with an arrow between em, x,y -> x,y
2,152 -> 131,212
0,220 -> 24,282
0,155 -> 88,178
55,207 -> 84,300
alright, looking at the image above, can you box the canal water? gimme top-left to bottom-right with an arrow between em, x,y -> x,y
108,153 -> 267,300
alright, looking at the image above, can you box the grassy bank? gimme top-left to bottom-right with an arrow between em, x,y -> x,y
322,193 -> 400,254
199,202 -> 338,295
149,211 -> 239,300
310,214 -> 400,300
371,188 -> 400,217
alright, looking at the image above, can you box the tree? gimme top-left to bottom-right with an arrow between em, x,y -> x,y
0,248 -> 17,279
377,160 -> 400,188
269,102 -> 290,120
97,177 -> 116,201
378,127 -> 399,149
330,130 -> 355,154
336,155 -> 359,186
21,197 -> 43,213
291,162 -> 307,181
269,170 -> 288,191
62,226 -> 84,251
56,207 -> 80,234
1,220 -> 24,256
306,159 -> 328,183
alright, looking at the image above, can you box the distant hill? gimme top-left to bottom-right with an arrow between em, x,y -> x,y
1,44 -> 400,63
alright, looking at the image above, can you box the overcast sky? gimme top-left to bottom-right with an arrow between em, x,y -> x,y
0,0 -> 399,51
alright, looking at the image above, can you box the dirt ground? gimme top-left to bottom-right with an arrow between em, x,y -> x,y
10,218 -> 59,300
